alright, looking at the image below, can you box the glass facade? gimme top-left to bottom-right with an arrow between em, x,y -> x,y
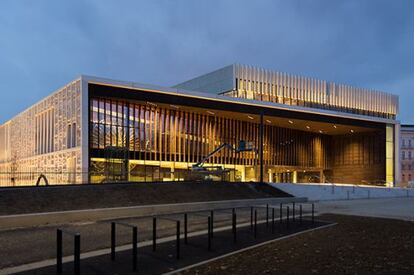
89,97 -> 332,183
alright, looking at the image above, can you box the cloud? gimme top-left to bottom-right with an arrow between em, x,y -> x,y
0,0 -> 413,122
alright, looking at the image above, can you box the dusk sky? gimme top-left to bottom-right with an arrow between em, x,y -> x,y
0,0 -> 413,123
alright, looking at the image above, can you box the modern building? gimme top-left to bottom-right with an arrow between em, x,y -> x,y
0,64 -> 400,187
400,125 -> 414,187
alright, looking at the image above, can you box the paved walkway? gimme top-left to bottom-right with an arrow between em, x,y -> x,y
317,197 -> 414,221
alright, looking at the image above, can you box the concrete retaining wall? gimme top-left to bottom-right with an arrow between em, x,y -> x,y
0,197 -> 306,230
271,183 -> 414,201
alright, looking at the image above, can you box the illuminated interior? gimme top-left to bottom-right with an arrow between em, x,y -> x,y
88,90 -> 388,185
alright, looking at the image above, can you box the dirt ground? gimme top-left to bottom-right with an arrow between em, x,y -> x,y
0,182 -> 290,215
182,214 -> 414,275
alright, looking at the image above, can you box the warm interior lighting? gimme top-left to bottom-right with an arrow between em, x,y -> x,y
146,101 -> 158,107
319,130 -> 323,133
266,119 -> 271,123
288,120 -> 293,124
333,125 -> 337,128
247,115 -> 254,120
170,104 -> 179,109
206,110 -> 215,115
306,125 -> 310,129
350,129 -> 354,133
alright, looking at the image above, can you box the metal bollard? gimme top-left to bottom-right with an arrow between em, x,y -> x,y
132,226 -> 137,271
286,206 -> 290,229
272,208 -> 275,234
153,217 -> 157,251
232,212 -> 237,243
184,213 -> 188,245
312,203 -> 315,224
292,202 -> 295,222
57,229 -> 62,274
111,222 -> 116,261
254,209 -> 258,239
266,204 -> 269,227
250,206 -> 253,231
299,205 -> 303,225
208,216 -> 212,251
74,234 -> 80,275
279,203 -> 283,230
210,210 -> 214,238
176,221 -> 180,259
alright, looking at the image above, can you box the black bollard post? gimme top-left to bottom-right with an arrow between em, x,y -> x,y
57,229 -> 62,274
286,206 -> 290,229
153,217 -> 157,251
132,226 -> 137,271
208,216 -> 211,251
279,203 -> 283,230
184,213 -> 188,245
250,206 -> 253,231
232,212 -> 237,243
111,222 -> 116,261
292,202 -> 295,222
312,203 -> 315,224
210,210 -> 214,238
176,221 -> 180,259
254,209 -> 258,239
266,204 -> 269,227
299,204 -> 303,225
272,208 -> 275,234
74,234 -> 80,275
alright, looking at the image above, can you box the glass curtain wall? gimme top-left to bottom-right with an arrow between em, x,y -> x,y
89,97 -> 330,183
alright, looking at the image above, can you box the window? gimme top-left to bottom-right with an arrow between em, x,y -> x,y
402,139 -> 406,147
72,123 -> 77,147
409,165 -> 412,171
409,139 -> 412,147
402,151 -> 406,160
35,108 -> 54,154
409,151 -> 412,160
67,124 -> 72,149
409,174 -> 412,181
402,164 -> 405,170
67,123 -> 77,149
402,174 -> 405,181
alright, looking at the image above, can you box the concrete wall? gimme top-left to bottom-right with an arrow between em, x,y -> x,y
271,183 -> 413,201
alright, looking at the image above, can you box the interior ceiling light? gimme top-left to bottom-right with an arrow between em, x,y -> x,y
247,115 -> 254,120
206,110 -> 215,115
170,104 -> 179,109
319,130 -> 323,133
306,125 -> 311,129
266,119 -> 272,123
333,125 -> 337,128
350,129 -> 354,133
146,101 -> 158,107
288,120 -> 294,124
